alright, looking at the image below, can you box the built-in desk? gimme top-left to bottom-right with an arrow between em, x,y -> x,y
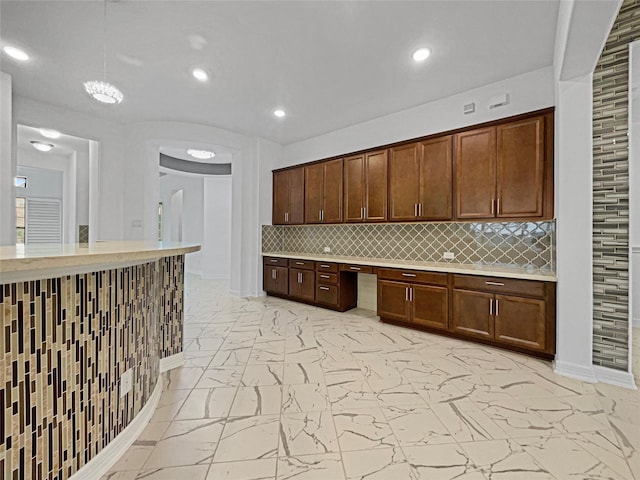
1,241 -> 199,480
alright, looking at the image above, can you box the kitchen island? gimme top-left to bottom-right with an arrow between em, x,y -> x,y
0,241 -> 199,480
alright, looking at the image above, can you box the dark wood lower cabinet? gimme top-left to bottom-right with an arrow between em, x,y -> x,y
377,281 -> 410,322
289,268 -> 315,301
494,294 -> 546,351
263,265 -> 288,296
451,289 -> 494,339
377,279 -> 448,330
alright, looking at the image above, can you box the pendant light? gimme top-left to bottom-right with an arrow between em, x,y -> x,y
84,0 -> 123,104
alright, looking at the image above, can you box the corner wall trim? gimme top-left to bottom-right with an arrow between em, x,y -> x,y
68,376 -> 163,480
553,360 -> 598,383
159,352 -> 184,372
201,274 -> 231,280
593,365 -> 638,390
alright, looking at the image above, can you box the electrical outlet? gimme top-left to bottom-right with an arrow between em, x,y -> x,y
323,246 -> 331,253
120,368 -> 133,397
443,252 -> 455,260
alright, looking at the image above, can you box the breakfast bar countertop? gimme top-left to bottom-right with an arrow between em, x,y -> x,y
262,251 -> 557,282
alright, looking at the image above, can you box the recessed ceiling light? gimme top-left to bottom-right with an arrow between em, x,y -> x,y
192,68 -> 209,82
273,109 -> 286,118
187,148 -> 215,160
30,141 -> 54,152
2,45 -> 29,61
412,48 -> 431,62
40,129 -> 61,139
84,80 -> 124,104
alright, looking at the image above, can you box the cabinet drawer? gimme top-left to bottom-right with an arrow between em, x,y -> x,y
316,262 -> 339,273
264,257 -> 288,267
289,259 -> 315,270
340,264 -> 373,274
377,268 -> 448,286
453,274 -> 545,297
316,272 -> 338,285
316,284 -> 338,306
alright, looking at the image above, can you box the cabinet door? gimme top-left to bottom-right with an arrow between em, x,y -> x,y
378,280 -> 410,322
264,266 -> 288,295
455,128 -> 496,219
289,268 -> 315,301
494,294 -> 546,351
497,116 -> 544,218
451,289 -> 494,339
304,164 -> 324,224
288,167 -> 305,224
411,284 -> 449,330
420,136 -> 452,220
322,159 -> 344,223
344,154 -> 365,222
388,143 -> 421,221
272,171 -> 289,225
364,150 -> 388,221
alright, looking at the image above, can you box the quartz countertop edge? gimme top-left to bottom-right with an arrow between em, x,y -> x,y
262,251 -> 557,282
0,241 -> 201,273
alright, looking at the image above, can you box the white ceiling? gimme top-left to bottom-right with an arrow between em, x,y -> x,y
1,1 -> 561,145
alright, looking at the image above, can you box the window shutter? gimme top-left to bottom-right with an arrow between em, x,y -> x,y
26,198 -> 62,244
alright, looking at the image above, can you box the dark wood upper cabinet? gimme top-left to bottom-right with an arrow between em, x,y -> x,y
304,159 -> 343,224
455,127 -> 496,219
344,149 -> 388,222
389,136 -> 452,221
496,116 -> 545,218
273,167 -> 304,225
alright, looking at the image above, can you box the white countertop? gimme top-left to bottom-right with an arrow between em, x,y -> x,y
262,251 -> 557,282
0,241 -> 201,274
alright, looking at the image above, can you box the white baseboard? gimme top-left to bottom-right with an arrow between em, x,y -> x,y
159,352 -> 184,372
201,274 -> 231,280
229,289 -> 241,297
593,365 -> 638,390
69,376 -> 163,480
553,360 -> 598,383
633,315 -> 640,328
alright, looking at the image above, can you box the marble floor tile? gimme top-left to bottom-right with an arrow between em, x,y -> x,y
281,383 -> 330,413
196,366 -> 245,389
185,337 -> 225,352
367,378 -> 426,407
322,362 -> 367,383
283,362 -> 325,385
277,453 -> 345,480
207,459 -> 278,480
214,415 -> 280,463
430,400 -> 508,442
131,465 -> 210,480
143,418 -> 225,468
149,389 -> 191,422
163,367 -> 205,390
521,394 -> 610,434
174,387 -> 236,420
279,411 -> 339,456
210,347 -> 253,367
109,445 -> 154,472
403,444 -> 486,480
333,407 -> 398,451
230,386 -> 283,416
342,447 -> 416,480
381,405 -> 455,446
326,380 -> 379,410
241,364 -> 284,386
473,398 -> 559,438
359,359 -> 403,380
249,340 -> 286,364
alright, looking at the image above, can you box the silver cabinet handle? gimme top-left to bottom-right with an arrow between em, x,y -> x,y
285,212 -> 288,223
485,281 -> 504,286
295,261 -> 305,265
405,287 -> 409,301
363,207 -> 367,219
297,272 -> 302,283
271,269 -> 275,279
491,199 -> 495,215
321,210 -> 324,221
320,264 -> 331,268
270,259 -> 278,263
410,287 -> 413,301
319,210 -> 322,221
319,286 -> 330,291
402,273 -> 416,277
350,266 -> 361,271
418,203 -> 422,216
414,203 -> 418,216
320,274 -> 330,279
497,198 -> 501,215
490,298 -> 493,315
495,299 -> 499,316
360,207 -> 364,219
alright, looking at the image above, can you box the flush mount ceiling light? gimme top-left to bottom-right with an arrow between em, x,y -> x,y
30,141 -> 54,152
187,149 -> 215,160
273,109 -> 286,118
84,0 -> 123,104
412,47 -> 431,62
2,45 -> 29,61
39,128 -> 61,139
192,68 -> 209,82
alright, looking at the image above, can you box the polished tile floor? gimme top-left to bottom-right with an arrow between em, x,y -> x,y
104,277 -> 640,480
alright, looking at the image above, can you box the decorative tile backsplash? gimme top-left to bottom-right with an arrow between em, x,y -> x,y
1,255 -> 185,480
263,221 -> 555,271
591,0 -> 638,371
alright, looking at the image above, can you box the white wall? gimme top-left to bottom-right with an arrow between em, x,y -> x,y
0,71 -> 15,245
630,41 -> 640,328
279,66 -> 554,168
203,176 -> 232,279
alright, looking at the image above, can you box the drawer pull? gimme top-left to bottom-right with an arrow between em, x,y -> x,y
319,286 -> 330,291
320,275 -> 330,279
350,266 -> 361,271
270,259 -> 278,263
295,261 -> 305,265
485,281 -> 504,286
402,273 -> 417,277
320,264 -> 331,268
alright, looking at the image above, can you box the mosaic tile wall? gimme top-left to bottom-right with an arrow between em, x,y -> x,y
592,0 -> 639,370
262,221 -> 555,270
0,255 -> 185,480
160,255 -> 185,358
